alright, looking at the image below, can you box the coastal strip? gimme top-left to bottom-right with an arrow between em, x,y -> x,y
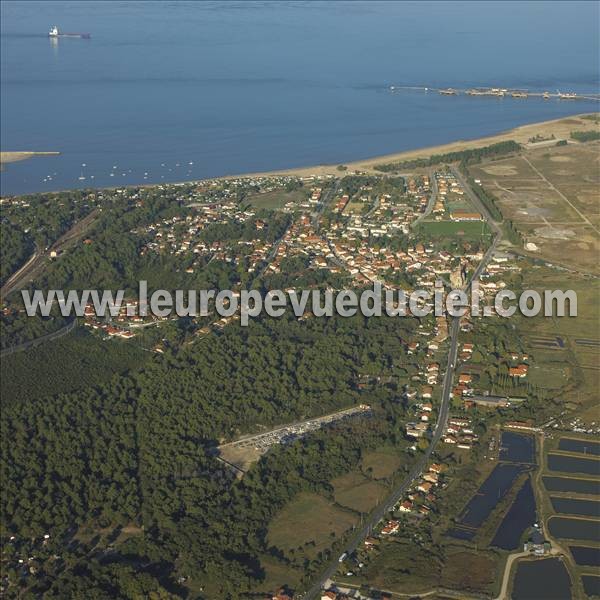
215,112 -> 599,182
0,151 -> 60,166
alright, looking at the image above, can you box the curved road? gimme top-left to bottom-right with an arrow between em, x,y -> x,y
303,165 -> 503,599
0,209 -> 100,300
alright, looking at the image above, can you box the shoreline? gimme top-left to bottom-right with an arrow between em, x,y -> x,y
222,112 -> 599,181
0,151 -> 60,167
1,112 -> 598,196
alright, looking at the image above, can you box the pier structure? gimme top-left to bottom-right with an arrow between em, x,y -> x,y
388,85 -> 600,102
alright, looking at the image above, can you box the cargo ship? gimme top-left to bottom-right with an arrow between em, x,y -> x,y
48,26 -> 91,39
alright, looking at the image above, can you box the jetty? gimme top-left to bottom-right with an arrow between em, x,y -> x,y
387,85 -> 600,102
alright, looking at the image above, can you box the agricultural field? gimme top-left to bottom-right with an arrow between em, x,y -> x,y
266,492 -> 357,560
469,136 -> 600,273
511,265 -> 600,412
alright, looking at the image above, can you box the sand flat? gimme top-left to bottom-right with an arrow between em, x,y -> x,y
0,151 -> 60,166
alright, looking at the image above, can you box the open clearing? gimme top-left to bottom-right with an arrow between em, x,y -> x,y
246,188 -> 306,210
514,267 -> 600,409
528,364 -> 570,389
416,220 -> 492,240
332,471 -> 388,513
470,138 -> 600,273
267,492 -> 357,559
359,447 -> 404,480
440,549 -> 498,594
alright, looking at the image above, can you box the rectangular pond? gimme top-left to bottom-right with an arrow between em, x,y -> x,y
570,546 -> 600,567
491,477 -> 536,550
550,497 -> 600,518
547,454 -> 600,476
543,476 -> 600,495
452,463 -> 525,531
559,437 -> 600,457
446,526 -> 476,541
548,516 -> 600,542
582,575 -> 600,598
511,558 -> 572,600
499,431 -> 536,464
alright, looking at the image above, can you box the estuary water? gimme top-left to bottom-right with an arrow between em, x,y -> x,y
1,1 -> 599,195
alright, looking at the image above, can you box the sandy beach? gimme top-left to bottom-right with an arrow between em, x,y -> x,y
223,112 -> 599,180
1,113 -> 597,189
0,151 -> 60,167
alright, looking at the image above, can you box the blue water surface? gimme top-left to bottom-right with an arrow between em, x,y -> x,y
1,1 -> 599,195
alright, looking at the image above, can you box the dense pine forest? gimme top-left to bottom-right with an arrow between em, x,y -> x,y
1,312 -> 415,597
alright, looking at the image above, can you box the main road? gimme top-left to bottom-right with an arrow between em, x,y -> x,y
303,165 -> 502,599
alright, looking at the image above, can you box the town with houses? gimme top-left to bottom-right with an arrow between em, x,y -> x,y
1,151 -> 598,600
1,0 -> 599,594
53,167 -> 520,346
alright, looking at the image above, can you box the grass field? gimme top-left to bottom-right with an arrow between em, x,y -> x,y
416,220 -> 492,240
345,198 -> 371,214
440,549 -> 499,594
332,471 -> 388,513
254,554 -> 303,595
266,492 -> 357,560
359,447 -> 404,480
359,539 -> 441,591
246,188 -> 306,209
528,364 -> 570,389
513,266 -> 600,410
446,199 -> 472,213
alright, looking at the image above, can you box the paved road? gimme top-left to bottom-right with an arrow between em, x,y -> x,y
303,165 -> 503,599
450,165 -> 503,285
250,178 -> 343,284
312,178 -> 341,231
303,318 -> 459,599
450,165 -> 502,245
0,318 -> 77,357
249,221 -> 293,284
411,168 -> 438,229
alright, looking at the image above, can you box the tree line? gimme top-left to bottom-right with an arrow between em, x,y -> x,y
374,140 -> 521,172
